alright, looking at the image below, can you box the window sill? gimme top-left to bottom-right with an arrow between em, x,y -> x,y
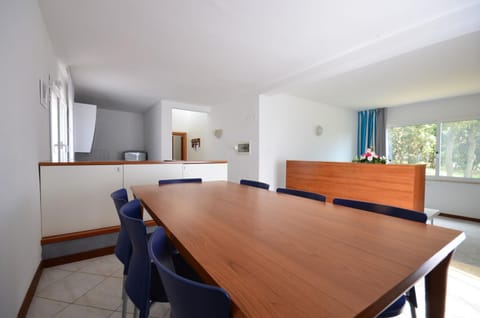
426,176 -> 480,185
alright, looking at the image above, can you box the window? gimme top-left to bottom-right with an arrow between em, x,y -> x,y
50,81 -> 71,162
387,119 -> 480,179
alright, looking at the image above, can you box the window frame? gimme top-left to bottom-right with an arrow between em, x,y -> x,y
386,118 -> 480,184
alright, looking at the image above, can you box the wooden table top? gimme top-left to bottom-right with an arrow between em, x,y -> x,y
132,181 -> 465,318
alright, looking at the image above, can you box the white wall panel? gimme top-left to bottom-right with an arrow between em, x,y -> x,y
40,165 -> 123,236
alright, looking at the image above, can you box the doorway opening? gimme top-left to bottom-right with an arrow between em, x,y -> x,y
172,132 -> 187,160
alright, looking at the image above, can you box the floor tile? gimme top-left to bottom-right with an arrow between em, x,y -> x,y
77,254 -> 123,276
75,277 -> 123,310
113,301 -> 170,318
108,312 -> 123,318
35,268 -> 72,294
116,298 -> 170,317
36,272 -> 105,303
25,297 -> 69,318
53,258 -> 96,272
53,304 -> 113,318
118,298 -> 137,314
149,302 -> 170,318
111,265 -> 125,278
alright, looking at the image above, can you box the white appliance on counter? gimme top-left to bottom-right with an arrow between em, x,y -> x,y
123,151 -> 147,161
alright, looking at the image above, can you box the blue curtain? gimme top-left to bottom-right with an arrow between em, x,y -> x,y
357,109 -> 376,157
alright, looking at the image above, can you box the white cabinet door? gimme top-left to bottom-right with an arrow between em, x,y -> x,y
123,164 -> 183,220
40,165 -> 123,236
123,164 -> 184,192
182,163 -> 228,181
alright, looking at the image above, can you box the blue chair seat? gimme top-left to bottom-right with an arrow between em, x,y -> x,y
159,178 -> 202,185
240,179 -> 270,190
380,295 -> 407,317
276,187 -> 326,202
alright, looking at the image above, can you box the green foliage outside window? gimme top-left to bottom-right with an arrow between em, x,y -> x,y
388,124 -> 437,175
440,120 -> 480,178
388,119 -> 480,179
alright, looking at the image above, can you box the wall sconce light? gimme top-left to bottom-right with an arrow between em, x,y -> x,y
214,129 -> 223,138
315,125 -> 324,136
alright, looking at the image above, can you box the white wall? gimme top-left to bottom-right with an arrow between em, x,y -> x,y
145,100 -> 211,161
386,93 -> 480,218
76,108 -> 144,160
172,109 -> 209,160
144,103 -> 163,160
203,94 -> 260,182
144,94 -> 259,182
0,0 -> 61,315
258,94 -> 357,190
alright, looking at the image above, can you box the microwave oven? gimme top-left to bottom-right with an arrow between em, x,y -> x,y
123,151 -> 147,161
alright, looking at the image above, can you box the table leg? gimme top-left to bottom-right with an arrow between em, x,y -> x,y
425,251 -> 453,318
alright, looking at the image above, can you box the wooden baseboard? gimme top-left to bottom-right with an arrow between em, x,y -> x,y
439,213 -> 480,224
41,220 -> 157,245
17,263 -> 43,318
42,246 -> 116,268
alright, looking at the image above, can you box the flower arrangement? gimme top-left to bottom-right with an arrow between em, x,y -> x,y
353,148 -> 387,164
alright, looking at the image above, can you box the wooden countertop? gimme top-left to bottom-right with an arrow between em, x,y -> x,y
39,160 -> 228,166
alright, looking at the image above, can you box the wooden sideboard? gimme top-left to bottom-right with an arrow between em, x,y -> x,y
286,161 -> 425,211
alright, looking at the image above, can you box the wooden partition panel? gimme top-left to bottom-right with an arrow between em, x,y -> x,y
286,161 -> 426,211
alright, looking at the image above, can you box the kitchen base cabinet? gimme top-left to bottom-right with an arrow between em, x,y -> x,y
123,164 -> 184,221
183,163 -> 227,181
39,161 -> 228,238
40,165 -> 123,236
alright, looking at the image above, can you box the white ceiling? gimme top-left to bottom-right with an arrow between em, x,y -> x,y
39,0 -> 480,112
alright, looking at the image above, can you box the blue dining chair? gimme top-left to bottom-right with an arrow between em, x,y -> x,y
110,188 -> 131,318
148,227 -> 231,318
332,198 -> 427,318
159,178 -> 202,185
119,199 -> 169,318
240,179 -> 270,190
276,187 -> 326,202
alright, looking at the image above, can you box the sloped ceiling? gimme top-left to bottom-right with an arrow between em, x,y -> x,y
39,0 -> 480,112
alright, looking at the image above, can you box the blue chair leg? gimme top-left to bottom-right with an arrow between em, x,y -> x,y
407,287 -> 417,318
121,275 -> 127,318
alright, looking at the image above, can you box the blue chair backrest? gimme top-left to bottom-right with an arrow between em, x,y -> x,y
110,188 -> 131,271
148,227 -> 231,318
119,199 -> 168,317
332,198 -> 427,223
159,178 -> 202,185
276,188 -> 326,202
240,179 -> 270,190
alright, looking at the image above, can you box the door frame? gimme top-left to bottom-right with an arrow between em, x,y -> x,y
172,132 -> 187,160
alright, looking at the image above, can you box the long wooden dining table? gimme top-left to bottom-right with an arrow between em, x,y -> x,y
131,181 -> 465,318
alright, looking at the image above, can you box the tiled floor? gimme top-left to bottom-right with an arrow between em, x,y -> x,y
27,254 -> 170,318
27,216 -> 479,317
396,215 -> 480,318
